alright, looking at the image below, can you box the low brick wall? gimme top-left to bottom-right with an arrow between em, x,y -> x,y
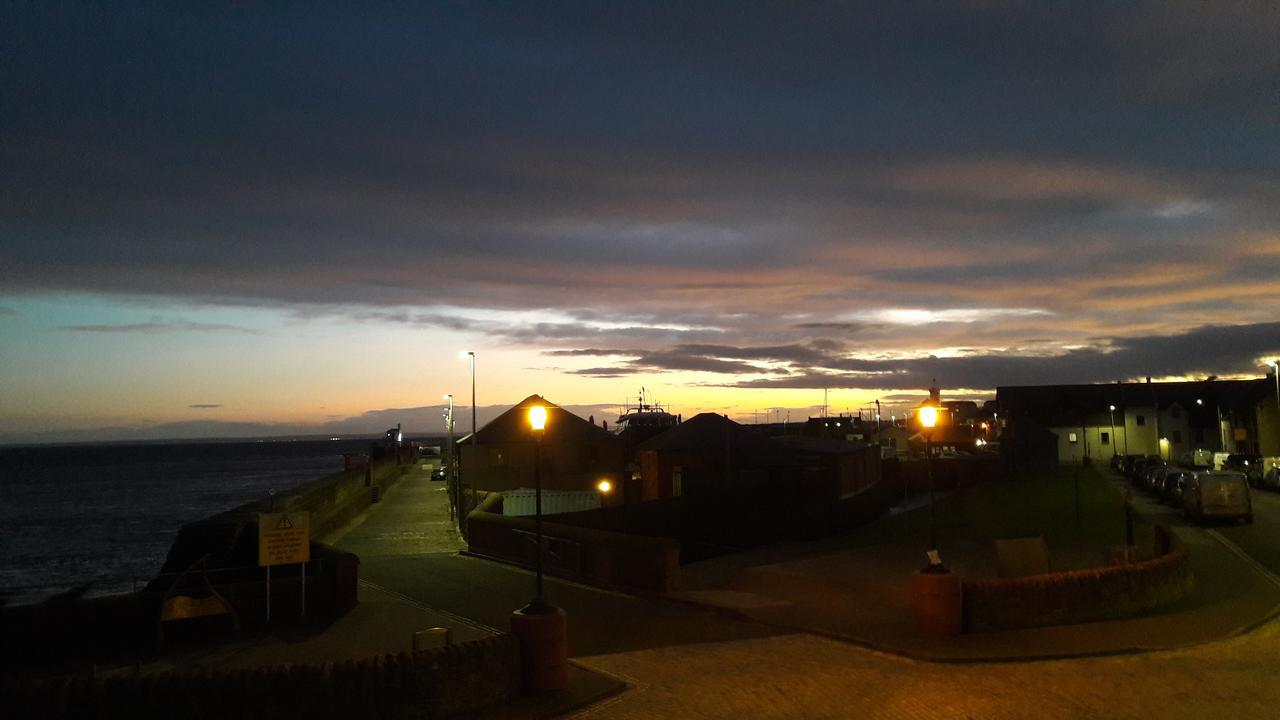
3,634 -> 521,720
963,525 -> 1193,632
468,509 -> 682,592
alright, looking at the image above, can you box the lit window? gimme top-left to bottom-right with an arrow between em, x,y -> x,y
1068,432 -> 1078,443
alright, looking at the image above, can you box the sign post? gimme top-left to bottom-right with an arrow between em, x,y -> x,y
258,511 -> 310,624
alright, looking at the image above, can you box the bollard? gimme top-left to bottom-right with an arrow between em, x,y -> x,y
911,569 -> 963,636
510,605 -> 568,692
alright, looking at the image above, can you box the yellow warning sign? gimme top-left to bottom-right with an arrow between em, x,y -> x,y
258,511 -> 310,567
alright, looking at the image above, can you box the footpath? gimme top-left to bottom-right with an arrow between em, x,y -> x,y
150,464 -> 625,719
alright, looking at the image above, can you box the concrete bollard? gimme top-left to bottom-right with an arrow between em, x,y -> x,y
912,569 -> 963,636
509,605 -> 568,692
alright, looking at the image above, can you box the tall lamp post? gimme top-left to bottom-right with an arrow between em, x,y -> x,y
919,405 -> 939,553
510,403 -> 568,692
1108,405 -> 1117,458
460,351 -> 477,518
444,394 -> 455,520
1269,361 -> 1280,454
528,405 -> 548,607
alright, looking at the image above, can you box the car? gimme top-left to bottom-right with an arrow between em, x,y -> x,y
431,467 -> 446,481
1182,470 -> 1252,524
1143,464 -> 1169,494
1263,466 -> 1280,491
1224,454 -> 1264,487
1159,469 -> 1194,505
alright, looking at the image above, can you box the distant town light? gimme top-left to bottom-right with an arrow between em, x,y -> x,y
528,405 -> 547,431
597,479 -> 613,494
919,405 -> 938,429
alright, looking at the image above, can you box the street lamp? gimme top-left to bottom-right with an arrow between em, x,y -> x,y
919,404 -> 939,552
444,394 -> 455,520
1270,362 -> 1280,453
527,404 -> 549,608
1108,405 -> 1117,458
510,402 -> 568,692
461,351 -> 477,517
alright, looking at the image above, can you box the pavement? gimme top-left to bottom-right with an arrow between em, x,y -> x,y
149,463 -> 1280,718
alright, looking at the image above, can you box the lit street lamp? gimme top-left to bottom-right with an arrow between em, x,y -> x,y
1270,362 -> 1280,453
461,350 -> 477,519
509,403 -> 568,692
919,404 -> 939,552
528,404 -> 548,607
444,393 -> 455,520
1108,405 -> 1117,458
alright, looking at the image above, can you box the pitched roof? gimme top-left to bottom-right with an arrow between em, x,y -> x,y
997,379 -> 1271,426
637,412 -> 796,467
458,394 -> 617,445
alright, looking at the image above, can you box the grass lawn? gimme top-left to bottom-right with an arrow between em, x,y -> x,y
851,464 -> 1154,554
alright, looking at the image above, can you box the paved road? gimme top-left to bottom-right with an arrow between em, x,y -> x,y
569,619 -> 1280,719
335,466 -> 785,658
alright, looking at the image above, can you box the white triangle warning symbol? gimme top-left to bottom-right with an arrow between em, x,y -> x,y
276,514 -> 294,530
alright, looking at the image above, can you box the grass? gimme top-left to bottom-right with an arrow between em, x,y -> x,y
851,465 -> 1154,552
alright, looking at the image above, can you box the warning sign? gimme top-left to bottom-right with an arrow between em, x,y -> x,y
258,511 -> 310,567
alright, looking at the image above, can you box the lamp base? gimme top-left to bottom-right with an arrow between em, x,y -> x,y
510,602 -> 568,692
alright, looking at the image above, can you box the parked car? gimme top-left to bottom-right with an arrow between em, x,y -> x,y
1224,454 -> 1264,487
1182,470 -> 1253,524
1159,469 -> 1194,505
431,467 -> 446,481
1143,464 -> 1169,494
1263,466 -> 1280,491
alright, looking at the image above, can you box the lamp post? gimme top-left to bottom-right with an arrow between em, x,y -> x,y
528,404 -> 548,606
1270,362 -> 1280,454
444,394 -> 455,520
1108,405 -> 1117,458
461,351 -> 476,517
509,403 -> 568,692
919,404 -> 939,552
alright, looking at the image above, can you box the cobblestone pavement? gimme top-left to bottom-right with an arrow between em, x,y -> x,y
569,617 -> 1280,719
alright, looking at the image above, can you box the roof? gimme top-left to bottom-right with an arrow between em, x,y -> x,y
457,394 -> 618,446
997,379 -> 1272,426
636,412 -> 796,467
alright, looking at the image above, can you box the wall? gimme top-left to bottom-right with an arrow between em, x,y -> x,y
460,437 -> 625,494
963,525 -> 1192,632
467,509 -> 682,592
3,634 -> 521,720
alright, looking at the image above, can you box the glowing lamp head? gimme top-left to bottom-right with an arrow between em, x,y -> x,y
1109,404 -> 1116,411
528,405 -> 547,432
918,405 -> 938,429
597,479 -> 613,494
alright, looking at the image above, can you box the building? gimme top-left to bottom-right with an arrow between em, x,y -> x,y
458,394 -> 626,507
997,376 -> 1280,466
635,412 -> 797,501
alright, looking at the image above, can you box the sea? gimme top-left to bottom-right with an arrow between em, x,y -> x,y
0,436 -> 415,607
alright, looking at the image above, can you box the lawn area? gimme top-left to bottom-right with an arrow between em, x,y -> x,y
851,464 -> 1154,554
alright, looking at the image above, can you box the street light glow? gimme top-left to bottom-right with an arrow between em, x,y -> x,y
528,405 -> 547,431
919,405 -> 938,429
597,479 -> 613,494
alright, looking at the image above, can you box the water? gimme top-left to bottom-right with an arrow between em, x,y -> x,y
0,437 -> 387,606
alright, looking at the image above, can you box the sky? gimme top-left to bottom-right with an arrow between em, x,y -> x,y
3,2 -> 1280,443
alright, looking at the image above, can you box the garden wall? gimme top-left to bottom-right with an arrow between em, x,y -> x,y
963,525 -> 1193,631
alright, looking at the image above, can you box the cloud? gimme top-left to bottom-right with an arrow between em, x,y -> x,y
0,307 -> 17,318
60,319 -> 260,334
188,404 -> 222,409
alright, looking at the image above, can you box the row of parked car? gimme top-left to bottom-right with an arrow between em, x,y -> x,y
1112,453 -> 1253,524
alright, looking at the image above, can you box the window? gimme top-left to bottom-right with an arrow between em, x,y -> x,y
1101,432 -> 1110,445
672,467 -> 683,497
1068,432 -> 1078,443
1136,415 -> 1146,426
1172,431 -> 1182,444
491,449 -> 506,466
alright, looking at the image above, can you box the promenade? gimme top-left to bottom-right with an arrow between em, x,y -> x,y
153,464 -> 1280,718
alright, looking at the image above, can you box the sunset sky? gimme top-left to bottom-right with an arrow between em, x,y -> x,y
3,2 -> 1279,443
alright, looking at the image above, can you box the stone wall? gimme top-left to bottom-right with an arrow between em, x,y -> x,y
3,634 -> 521,720
963,525 -> 1193,632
